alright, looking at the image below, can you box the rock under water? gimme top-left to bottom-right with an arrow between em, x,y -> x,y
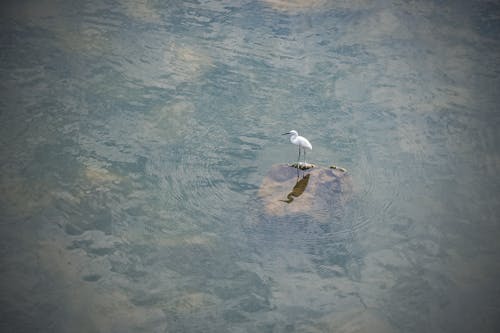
258,164 -> 352,220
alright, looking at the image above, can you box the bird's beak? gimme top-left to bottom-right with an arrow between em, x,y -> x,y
282,132 -> 290,135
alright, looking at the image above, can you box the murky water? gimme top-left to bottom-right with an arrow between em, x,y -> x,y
1,1 -> 500,332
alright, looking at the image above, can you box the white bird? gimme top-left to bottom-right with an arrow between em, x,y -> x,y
282,130 -> 312,165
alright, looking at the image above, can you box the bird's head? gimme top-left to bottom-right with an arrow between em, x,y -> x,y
282,130 -> 298,136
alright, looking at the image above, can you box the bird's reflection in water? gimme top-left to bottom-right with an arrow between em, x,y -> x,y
280,174 -> 310,204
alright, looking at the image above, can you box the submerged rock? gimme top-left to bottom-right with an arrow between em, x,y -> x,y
310,308 -> 397,333
258,164 -> 352,220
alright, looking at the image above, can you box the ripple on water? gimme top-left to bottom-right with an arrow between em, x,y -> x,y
243,165 -> 358,276
349,138 -> 411,235
144,142 -> 230,227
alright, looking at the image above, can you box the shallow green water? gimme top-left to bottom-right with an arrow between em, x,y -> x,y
1,1 -> 500,332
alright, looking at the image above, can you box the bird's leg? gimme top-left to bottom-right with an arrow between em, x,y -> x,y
302,148 -> 306,176
297,145 -> 301,166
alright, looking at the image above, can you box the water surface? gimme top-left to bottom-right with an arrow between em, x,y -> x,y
1,0 -> 500,332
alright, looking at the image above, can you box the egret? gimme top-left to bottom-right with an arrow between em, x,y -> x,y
282,130 -> 312,165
